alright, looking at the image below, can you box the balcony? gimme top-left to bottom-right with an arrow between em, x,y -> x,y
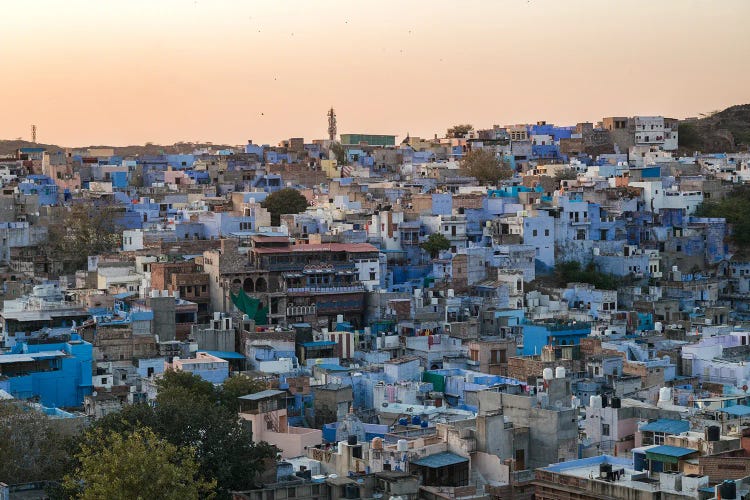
466,358 -> 480,367
286,305 -> 316,316
286,284 -> 365,295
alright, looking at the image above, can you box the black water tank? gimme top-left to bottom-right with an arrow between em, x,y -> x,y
611,397 -> 621,409
345,483 -> 360,499
707,425 -> 721,442
599,463 -> 612,478
720,480 -> 737,499
347,434 -> 358,446
601,394 -> 609,408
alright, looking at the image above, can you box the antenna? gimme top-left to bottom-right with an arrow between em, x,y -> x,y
327,107 -> 337,142
31,125 -> 37,143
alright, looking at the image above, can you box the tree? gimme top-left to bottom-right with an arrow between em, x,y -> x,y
261,188 -> 309,226
48,202 -> 123,272
63,427 -> 216,500
695,185 -> 750,250
554,167 -> 578,183
446,124 -> 474,138
157,369 -> 217,401
421,233 -> 451,259
460,149 -> 513,184
220,374 -> 267,412
329,142 -> 348,165
0,401 -> 76,485
554,261 -> 621,290
91,372 -> 278,498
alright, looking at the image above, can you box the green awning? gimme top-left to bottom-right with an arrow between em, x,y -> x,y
230,289 -> 268,325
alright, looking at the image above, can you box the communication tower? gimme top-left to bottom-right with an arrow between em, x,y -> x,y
327,107 -> 337,142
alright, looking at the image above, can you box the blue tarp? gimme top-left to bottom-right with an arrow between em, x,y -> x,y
411,452 -> 469,468
719,405 -> 750,417
639,419 -> 689,434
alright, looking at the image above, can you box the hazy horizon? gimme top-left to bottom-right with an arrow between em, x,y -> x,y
3,0 -> 749,147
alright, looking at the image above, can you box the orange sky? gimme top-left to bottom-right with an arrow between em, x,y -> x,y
2,0 -> 749,147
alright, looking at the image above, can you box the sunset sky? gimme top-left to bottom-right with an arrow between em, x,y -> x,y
2,0 -> 749,147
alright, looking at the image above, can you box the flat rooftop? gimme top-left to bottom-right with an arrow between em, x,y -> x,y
542,456 -> 658,493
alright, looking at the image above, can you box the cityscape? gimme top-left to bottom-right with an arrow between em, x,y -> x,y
2,2 -> 750,500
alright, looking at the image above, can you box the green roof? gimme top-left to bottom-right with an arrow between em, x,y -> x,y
645,445 -> 697,464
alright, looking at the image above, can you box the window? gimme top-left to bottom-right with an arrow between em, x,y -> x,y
532,229 -> 538,237
369,271 -> 376,280
602,424 -> 610,436
544,229 -> 550,236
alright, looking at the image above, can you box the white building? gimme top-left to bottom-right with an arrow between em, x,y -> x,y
634,116 -> 678,151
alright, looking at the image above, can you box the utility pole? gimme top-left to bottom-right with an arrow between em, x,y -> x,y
31,125 -> 37,143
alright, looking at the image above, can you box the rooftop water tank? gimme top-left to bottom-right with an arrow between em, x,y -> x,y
543,368 -> 554,381
658,387 -> 672,403
397,439 -> 408,452
555,366 -> 566,379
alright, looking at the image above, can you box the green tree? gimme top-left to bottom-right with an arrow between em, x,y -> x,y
91,372 -> 278,498
554,261 -> 621,290
48,203 -> 123,272
63,427 -> 215,500
157,368 -> 217,401
695,185 -> 750,249
261,188 -> 310,226
220,374 -> 267,412
329,142 -> 348,165
446,124 -> 474,138
421,233 -> 451,259
554,167 -> 578,183
460,149 -> 513,184
0,401 -> 76,485
678,122 -> 700,149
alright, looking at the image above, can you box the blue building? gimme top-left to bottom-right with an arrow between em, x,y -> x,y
0,335 -> 93,408
18,175 -> 59,206
521,320 -> 591,356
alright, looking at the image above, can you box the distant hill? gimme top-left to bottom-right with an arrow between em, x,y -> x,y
679,104 -> 750,153
0,139 -> 64,156
0,140 -> 235,157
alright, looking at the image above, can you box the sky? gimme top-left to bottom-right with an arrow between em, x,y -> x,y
2,0 -> 749,147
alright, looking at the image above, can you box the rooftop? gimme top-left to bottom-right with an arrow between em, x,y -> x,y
645,445 -> 698,459
639,419 -> 690,434
238,389 -> 286,401
411,452 -> 469,469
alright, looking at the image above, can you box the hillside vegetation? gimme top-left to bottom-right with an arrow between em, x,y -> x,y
679,104 -> 750,153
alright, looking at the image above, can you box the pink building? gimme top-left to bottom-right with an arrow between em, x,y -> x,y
239,389 -> 322,458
